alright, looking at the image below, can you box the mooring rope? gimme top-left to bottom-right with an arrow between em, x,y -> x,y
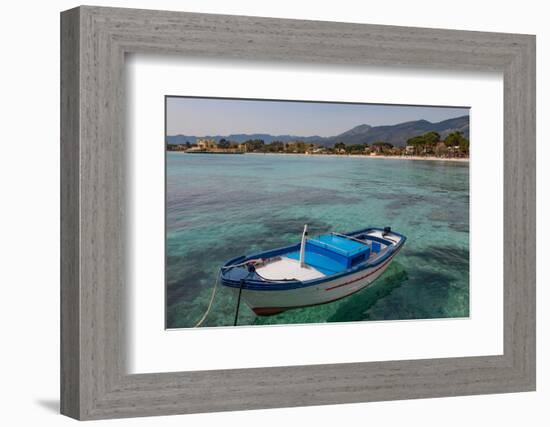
193,259 -> 266,328
193,275 -> 220,328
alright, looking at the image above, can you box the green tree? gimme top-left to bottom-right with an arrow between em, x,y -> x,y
345,143 -> 367,154
406,135 -> 425,147
243,139 -> 265,152
406,132 -> 440,155
459,138 -> 470,154
334,142 -> 346,153
444,131 -> 469,156
294,141 -> 307,153
423,131 -> 440,146
372,141 -> 393,154
444,131 -> 468,146
422,132 -> 440,154
217,138 -> 230,149
267,141 -> 285,152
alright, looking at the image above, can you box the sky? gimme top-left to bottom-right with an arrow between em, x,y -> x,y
166,96 -> 469,137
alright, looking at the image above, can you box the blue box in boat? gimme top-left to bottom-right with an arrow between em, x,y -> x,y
287,234 -> 371,275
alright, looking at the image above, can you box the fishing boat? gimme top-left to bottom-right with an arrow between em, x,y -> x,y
219,226 -> 406,316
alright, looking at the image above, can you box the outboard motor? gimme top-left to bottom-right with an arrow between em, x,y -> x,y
382,226 -> 391,237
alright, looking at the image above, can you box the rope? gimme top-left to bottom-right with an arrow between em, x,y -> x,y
193,257 -> 291,328
221,259 -> 263,270
193,275 -> 219,328
193,259 -> 260,328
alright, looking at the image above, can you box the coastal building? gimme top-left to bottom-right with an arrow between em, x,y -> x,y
197,138 -> 217,150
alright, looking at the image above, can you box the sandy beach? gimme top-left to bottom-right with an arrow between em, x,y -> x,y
244,152 -> 469,163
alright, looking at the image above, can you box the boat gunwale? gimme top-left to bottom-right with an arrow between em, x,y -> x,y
220,227 -> 406,291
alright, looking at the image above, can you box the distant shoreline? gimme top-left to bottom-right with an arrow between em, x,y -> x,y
171,150 -> 469,163
245,152 -> 469,162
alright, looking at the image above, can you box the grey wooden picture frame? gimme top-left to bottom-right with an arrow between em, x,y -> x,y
60,5 -> 536,421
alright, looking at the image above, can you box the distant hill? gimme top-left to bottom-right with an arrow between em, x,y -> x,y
166,115 -> 469,148
320,115 -> 469,147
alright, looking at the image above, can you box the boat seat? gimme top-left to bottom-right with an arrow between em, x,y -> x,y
255,257 -> 325,281
286,251 -> 347,276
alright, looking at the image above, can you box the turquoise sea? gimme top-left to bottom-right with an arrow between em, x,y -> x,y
166,153 -> 469,328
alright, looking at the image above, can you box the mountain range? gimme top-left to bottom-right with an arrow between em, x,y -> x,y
166,115 -> 469,148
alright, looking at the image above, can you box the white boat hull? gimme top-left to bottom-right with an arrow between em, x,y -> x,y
236,250 -> 398,315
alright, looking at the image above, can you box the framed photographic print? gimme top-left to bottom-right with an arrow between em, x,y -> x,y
61,6 -> 536,420
164,96 -> 471,329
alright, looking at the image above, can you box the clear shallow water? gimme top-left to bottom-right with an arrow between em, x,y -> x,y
166,153 -> 469,328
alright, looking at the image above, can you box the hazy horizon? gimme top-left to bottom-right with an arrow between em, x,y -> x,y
166,97 -> 469,137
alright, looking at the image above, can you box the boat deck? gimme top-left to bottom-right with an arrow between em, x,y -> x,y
255,257 -> 326,281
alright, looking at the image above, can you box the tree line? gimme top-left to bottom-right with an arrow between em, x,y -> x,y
406,131 -> 469,156
167,131 -> 469,157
